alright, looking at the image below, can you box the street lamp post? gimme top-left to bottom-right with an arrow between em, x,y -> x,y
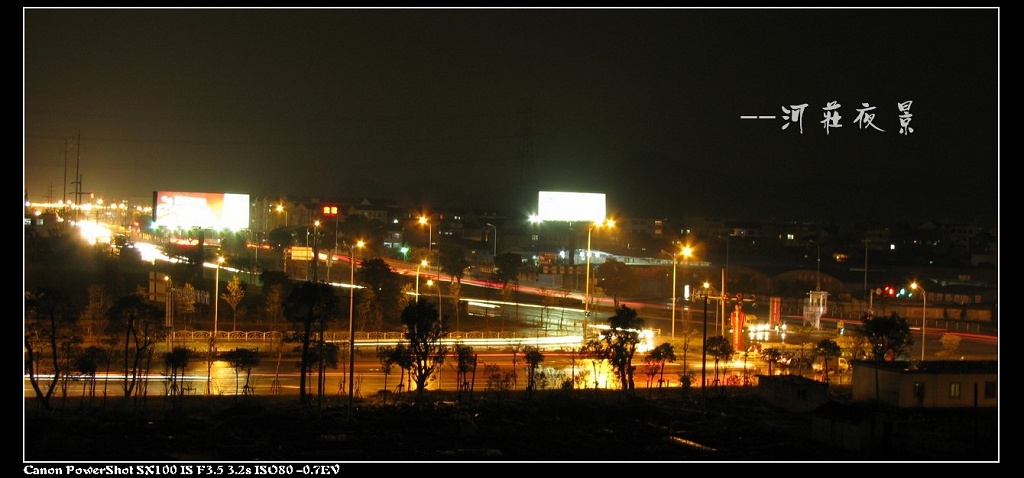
164,275 -> 173,350
583,219 -> 613,340
671,245 -> 693,339
912,282 -> 927,361
701,281 -> 710,411
276,205 -> 288,273
207,255 -> 224,395
486,223 -> 497,259
419,216 -> 432,256
347,240 -> 364,420
415,259 -> 428,298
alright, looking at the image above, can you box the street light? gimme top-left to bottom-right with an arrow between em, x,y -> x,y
701,281 -> 710,411
415,259 -> 428,298
164,275 -> 174,350
911,281 -> 927,361
276,205 -> 288,273
208,255 -> 224,395
671,245 -> 693,339
418,216 -> 432,255
486,223 -> 497,259
583,218 -> 614,340
275,204 -> 288,227
347,239 -> 364,420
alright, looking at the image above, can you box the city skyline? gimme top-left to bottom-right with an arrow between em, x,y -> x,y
24,8 -> 1000,228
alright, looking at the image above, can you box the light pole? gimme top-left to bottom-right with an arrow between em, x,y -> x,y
701,281 -> 710,411
276,204 -> 288,273
671,245 -> 693,339
347,240 -> 364,420
911,282 -> 927,361
415,259 -> 428,298
418,216 -> 432,256
486,223 -> 497,259
583,219 -> 613,340
164,275 -> 173,350
207,255 -> 224,395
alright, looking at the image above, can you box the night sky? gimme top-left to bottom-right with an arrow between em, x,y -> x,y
24,8 -> 1000,228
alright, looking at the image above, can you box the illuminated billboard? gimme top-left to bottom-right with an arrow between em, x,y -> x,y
152,191 -> 250,230
536,191 -> 606,222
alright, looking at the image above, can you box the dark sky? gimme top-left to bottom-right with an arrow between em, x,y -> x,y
24,8 -> 1000,228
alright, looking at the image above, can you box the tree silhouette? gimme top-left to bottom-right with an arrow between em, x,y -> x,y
644,342 -> 676,390
282,281 -> 340,405
597,305 -> 645,391
224,347 -> 261,396
400,298 -> 450,400
104,291 -> 165,399
705,335 -> 734,386
523,346 -> 545,398
25,287 -> 80,410
762,347 -> 783,376
815,339 -> 841,383
594,258 -> 636,309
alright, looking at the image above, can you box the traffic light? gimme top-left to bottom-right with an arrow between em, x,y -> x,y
884,285 -> 896,297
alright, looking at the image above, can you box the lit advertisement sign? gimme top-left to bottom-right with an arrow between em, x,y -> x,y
153,191 -> 250,230
536,191 -> 606,222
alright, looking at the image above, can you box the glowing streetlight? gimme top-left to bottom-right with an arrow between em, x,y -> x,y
671,245 -> 693,339
418,216 -> 432,255
911,281 -> 927,361
415,259 -> 428,298
347,239 -> 364,420
583,218 -> 614,339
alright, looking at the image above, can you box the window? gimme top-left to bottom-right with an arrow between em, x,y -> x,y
949,382 -> 961,399
913,381 -> 925,403
984,381 -> 996,399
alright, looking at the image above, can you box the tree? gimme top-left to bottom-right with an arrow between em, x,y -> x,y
439,243 -> 469,323
104,291 -> 165,398
454,343 -> 476,401
25,288 -> 80,410
857,312 -> 912,362
856,311 -> 912,404
815,339 -> 841,383
222,275 -> 246,331
762,347 -> 783,376
400,297 -> 450,400
523,346 -> 545,398
163,347 -> 191,405
74,345 -> 108,403
939,333 -> 962,358
492,252 -> 523,288
224,348 -> 261,396
376,346 -> 397,404
594,258 -> 636,309
705,335 -> 734,386
597,305 -> 645,391
282,281 -> 340,404
644,342 -> 676,390
358,258 -> 402,323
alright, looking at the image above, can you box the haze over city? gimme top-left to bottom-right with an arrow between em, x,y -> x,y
24,7 -> 999,228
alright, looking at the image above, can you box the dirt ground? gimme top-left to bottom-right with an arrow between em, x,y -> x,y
23,386 -> 999,463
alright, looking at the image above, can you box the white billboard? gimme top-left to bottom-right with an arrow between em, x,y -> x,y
153,191 -> 250,230
536,191 -> 606,222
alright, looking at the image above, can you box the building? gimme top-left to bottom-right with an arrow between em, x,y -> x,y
850,360 -> 997,408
